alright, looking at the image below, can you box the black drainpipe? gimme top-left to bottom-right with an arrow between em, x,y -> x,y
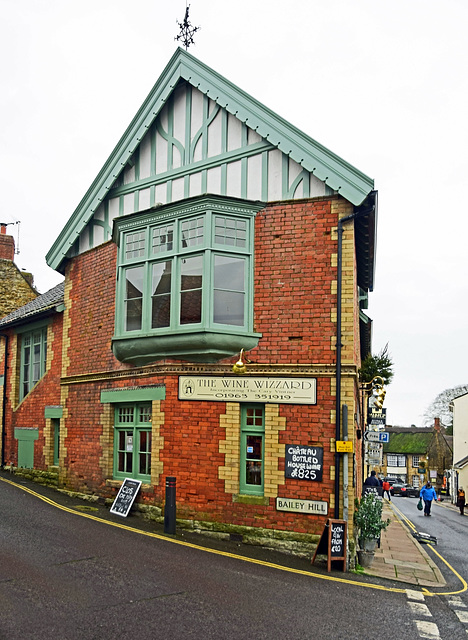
0,333 -> 9,469
335,201 -> 375,518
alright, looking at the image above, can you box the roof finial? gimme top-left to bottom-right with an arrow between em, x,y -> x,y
175,3 -> 200,50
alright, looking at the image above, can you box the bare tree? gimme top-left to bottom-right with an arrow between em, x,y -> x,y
423,384 -> 468,427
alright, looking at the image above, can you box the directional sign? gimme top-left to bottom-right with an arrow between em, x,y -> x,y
364,431 -> 389,443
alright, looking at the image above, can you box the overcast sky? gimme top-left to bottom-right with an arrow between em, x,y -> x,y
1,0 -> 467,428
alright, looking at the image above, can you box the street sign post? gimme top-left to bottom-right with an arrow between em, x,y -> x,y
364,431 -> 389,443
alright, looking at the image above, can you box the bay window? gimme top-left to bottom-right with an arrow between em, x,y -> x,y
112,196 -> 262,365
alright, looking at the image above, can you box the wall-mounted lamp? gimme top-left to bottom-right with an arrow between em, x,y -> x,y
232,349 -> 250,375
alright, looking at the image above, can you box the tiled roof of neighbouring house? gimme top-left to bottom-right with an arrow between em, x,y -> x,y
0,281 -> 64,328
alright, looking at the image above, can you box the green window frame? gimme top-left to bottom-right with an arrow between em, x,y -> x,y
19,325 -> 48,400
240,405 -> 265,495
118,211 -> 251,333
112,196 -> 262,365
113,403 -> 152,482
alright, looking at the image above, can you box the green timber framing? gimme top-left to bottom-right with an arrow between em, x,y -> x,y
46,47 -> 375,275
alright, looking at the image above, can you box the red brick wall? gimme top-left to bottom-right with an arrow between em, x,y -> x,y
1,312 -> 63,466
252,198 -> 337,363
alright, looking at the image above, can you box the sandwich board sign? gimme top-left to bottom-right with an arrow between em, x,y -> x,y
311,519 -> 347,572
110,478 -> 141,517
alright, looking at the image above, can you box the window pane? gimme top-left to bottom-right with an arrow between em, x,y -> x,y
151,261 -> 171,328
125,266 -> 144,331
125,231 -> 146,260
139,430 -> 152,475
213,255 -> 245,326
214,255 -> 244,290
117,430 -> 133,473
181,217 -> 204,248
214,291 -> 244,325
214,216 -> 247,248
152,224 -> 174,254
245,435 -> 263,485
180,256 -> 203,324
118,406 -> 134,423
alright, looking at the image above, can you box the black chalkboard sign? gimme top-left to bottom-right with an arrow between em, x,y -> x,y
110,478 -> 142,517
311,519 -> 347,572
285,445 -> 323,481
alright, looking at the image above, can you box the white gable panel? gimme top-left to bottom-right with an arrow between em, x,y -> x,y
109,197 -> 119,223
123,164 -> 135,185
172,177 -> 185,201
208,108 -> 222,158
226,160 -> 242,197
94,224 -> 105,246
190,172 -> 202,197
155,130 -> 168,174
123,194 -> 134,215
227,113 -> 242,151
155,183 -> 166,205
247,154 -> 262,201
173,84 -> 186,150
94,204 -> 104,221
207,166 -> 221,193
268,149 -> 282,201
309,172 -> 327,198
139,130 -> 152,180
190,87 -> 204,144
248,127 -> 262,145
139,188 -> 151,210
79,226 -> 90,254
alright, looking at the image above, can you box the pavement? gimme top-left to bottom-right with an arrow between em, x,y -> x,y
363,498 -> 447,587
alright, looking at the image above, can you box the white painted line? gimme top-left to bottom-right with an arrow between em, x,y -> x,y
446,595 -> 467,608
415,620 -> 440,639
407,588 -> 426,601
408,602 -> 432,617
455,610 -> 468,624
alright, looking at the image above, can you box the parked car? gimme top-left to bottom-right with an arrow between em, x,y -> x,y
390,483 -> 419,497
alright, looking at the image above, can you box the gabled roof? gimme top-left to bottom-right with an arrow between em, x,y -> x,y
46,48 -> 375,273
0,281 -> 64,328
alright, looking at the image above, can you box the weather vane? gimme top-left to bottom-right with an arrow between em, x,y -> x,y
175,4 -> 200,50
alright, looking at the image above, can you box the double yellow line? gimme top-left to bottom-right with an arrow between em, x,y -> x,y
390,500 -> 467,596
1,476 -> 464,595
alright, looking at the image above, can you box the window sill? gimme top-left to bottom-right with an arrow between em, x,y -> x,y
112,329 -> 261,365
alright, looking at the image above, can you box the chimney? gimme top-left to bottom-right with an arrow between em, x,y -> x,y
434,417 -> 440,431
0,223 -> 15,261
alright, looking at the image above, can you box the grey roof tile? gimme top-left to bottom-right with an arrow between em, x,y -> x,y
0,281 -> 64,327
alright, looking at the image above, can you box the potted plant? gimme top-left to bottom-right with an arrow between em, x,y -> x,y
354,493 -> 390,567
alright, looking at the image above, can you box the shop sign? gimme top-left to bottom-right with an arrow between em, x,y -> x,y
276,497 -> 328,515
367,407 -> 386,427
179,376 -> 316,404
285,445 -> 323,481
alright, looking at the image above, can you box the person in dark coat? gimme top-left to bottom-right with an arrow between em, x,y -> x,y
364,470 -> 380,486
457,487 -> 465,516
420,481 -> 437,516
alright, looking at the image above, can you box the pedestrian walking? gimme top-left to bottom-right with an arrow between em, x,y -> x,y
457,487 -> 465,515
364,470 -> 380,486
420,481 -> 437,516
382,479 -> 392,501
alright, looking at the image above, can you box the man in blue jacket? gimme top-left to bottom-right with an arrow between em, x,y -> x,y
420,481 -> 437,516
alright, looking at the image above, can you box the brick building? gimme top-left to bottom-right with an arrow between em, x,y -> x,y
0,49 -> 378,555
